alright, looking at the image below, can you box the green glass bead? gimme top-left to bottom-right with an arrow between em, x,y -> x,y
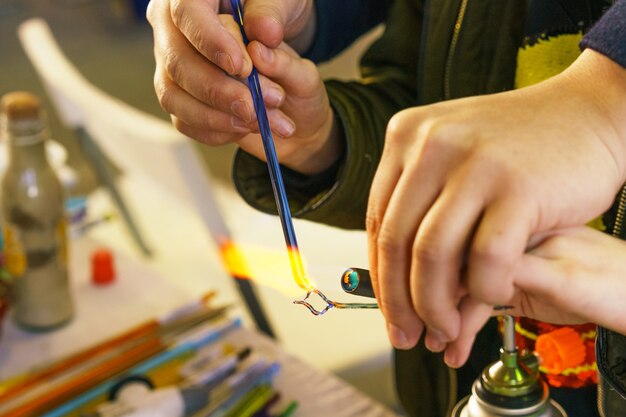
341,269 -> 360,292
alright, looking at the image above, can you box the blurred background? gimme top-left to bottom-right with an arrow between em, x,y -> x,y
0,0 -> 398,413
0,0 -> 376,195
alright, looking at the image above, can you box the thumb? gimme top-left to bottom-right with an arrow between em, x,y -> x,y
244,0 -> 313,47
248,41 -> 322,99
513,254 -> 565,299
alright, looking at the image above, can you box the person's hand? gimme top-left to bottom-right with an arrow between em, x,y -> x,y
505,226 -> 626,335
146,0 -> 318,149
366,49 -> 626,367
235,40 -> 340,175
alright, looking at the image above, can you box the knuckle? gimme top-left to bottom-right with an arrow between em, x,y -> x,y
154,78 -> 174,113
386,112 -> 410,144
163,48 -> 182,81
201,81 -> 221,108
192,31 -> 212,58
416,118 -> 455,150
470,240 -> 514,267
386,111 -> 451,158
170,115 -> 186,133
298,59 -> 322,93
413,235 -> 449,265
169,0 -> 184,25
365,208 -> 382,239
377,232 -> 405,263
145,0 -> 157,24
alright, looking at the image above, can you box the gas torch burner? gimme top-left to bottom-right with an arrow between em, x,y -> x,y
336,268 -> 568,417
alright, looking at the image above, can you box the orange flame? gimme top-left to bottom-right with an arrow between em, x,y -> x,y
220,241 -> 316,296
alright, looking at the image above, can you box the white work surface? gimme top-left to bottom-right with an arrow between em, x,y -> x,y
0,174 -> 400,416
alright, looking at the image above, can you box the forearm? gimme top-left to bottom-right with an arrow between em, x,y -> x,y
563,49 -> 626,188
577,0 -> 626,184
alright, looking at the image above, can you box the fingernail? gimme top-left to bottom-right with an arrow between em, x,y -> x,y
425,328 -> 449,352
216,52 -> 235,75
387,323 -> 411,349
257,42 -> 271,62
231,100 -> 254,123
275,116 -> 295,137
425,334 -> 446,353
265,87 -> 284,107
444,351 -> 458,368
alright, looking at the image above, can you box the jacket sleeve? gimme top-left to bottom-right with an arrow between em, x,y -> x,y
304,0 -> 395,63
580,0 -> 626,68
233,0 -> 423,230
596,328 -> 626,416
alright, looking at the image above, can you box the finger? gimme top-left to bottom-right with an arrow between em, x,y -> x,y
156,70 -> 252,137
248,41 -> 322,100
265,107 -> 296,138
255,73 -> 286,108
244,0 -> 313,47
376,167 -> 431,346
366,144 -> 412,348
220,14 -> 290,110
468,198 -> 533,305
443,299 -> 493,368
513,253 -> 565,298
367,114 -> 459,349
412,176 -> 486,344
373,127 -> 466,350
150,2 -> 262,123
156,34 -> 257,124
171,115 -> 245,146
169,0 -> 251,76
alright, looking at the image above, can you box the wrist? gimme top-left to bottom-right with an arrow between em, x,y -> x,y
282,108 -> 344,175
564,49 -> 626,186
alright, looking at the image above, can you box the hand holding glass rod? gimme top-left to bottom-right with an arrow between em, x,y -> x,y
229,0 -> 377,314
229,0 -> 309,291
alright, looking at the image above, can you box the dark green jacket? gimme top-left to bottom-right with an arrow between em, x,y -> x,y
234,0 -> 524,231
232,0 -> 626,416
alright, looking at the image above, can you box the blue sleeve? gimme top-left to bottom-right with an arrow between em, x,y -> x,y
580,0 -> 626,68
303,0 -> 394,63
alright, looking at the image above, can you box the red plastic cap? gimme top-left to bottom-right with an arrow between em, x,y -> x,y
536,327 -> 586,374
91,249 -> 116,285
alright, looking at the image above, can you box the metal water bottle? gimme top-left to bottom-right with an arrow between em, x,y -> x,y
451,316 -> 567,417
0,91 -> 74,330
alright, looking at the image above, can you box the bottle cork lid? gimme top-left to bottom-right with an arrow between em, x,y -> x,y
1,92 -> 42,121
